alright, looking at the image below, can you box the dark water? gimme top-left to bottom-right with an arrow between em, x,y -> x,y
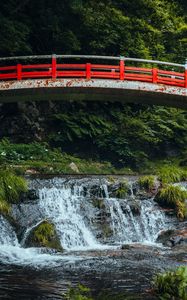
0,246 -> 186,300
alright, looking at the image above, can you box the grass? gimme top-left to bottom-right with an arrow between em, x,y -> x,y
153,267 -> 187,300
0,169 -> 27,218
0,170 -> 27,203
157,165 -> 187,184
155,185 -> 187,220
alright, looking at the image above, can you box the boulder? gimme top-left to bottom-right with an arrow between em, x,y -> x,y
25,220 -> 63,251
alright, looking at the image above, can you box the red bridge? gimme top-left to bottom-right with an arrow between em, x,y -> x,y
0,55 -> 187,108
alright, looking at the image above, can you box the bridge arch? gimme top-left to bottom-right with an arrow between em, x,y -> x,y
0,55 -> 186,109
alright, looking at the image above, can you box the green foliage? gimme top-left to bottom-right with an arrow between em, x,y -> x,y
65,284 -> 93,300
0,170 -> 27,204
48,103 -> 187,170
138,175 -> 156,191
30,220 -> 62,251
1,0 -> 187,62
153,267 -> 187,300
155,185 -> 187,220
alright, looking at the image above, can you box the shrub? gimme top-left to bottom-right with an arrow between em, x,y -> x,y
153,267 -> 187,300
155,185 -> 187,220
138,175 -> 156,191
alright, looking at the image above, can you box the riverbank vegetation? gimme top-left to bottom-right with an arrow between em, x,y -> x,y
0,138 -> 187,177
153,267 -> 187,300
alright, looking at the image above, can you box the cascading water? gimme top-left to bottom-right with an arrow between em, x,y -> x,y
0,177 -> 173,266
105,198 -> 166,243
37,178 -> 170,249
0,216 -> 19,246
38,185 -> 101,250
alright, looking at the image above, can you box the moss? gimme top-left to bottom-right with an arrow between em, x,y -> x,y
155,185 -> 187,220
153,267 -> 187,300
27,220 -> 63,251
138,175 -> 156,191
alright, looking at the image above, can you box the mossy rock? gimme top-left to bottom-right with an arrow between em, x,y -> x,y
110,180 -> 130,199
26,220 -> 63,251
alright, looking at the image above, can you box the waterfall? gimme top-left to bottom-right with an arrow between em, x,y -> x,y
38,185 -> 101,250
0,176 -> 172,265
37,178 -> 169,249
105,198 -> 166,243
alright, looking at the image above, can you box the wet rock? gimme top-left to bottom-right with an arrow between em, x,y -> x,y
121,244 -> 131,250
20,189 -> 39,202
157,228 -> 187,247
120,200 -> 141,215
156,229 -> 175,245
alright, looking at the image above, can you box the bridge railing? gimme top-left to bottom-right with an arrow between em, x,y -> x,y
0,55 -> 186,88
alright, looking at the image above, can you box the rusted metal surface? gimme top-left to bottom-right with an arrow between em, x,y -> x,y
0,79 -> 186,109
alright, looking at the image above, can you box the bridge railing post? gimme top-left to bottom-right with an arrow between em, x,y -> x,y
185,59 -> 187,88
86,63 -> 91,80
120,58 -> 125,80
152,68 -> 157,84
17,64 -> 22,80
52,54 -> 57,80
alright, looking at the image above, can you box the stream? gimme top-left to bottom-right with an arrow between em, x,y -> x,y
0,176 -> 186,299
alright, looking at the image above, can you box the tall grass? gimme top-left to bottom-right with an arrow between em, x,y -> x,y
155,185 -> 187,220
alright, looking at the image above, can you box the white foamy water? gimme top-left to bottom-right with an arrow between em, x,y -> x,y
104,197 -> 166,243
38,185 -> 102,250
